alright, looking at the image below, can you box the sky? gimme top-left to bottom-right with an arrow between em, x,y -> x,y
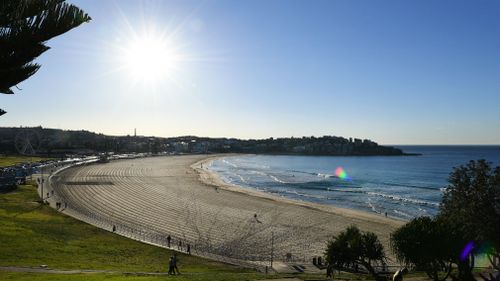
1,0 -> 499,144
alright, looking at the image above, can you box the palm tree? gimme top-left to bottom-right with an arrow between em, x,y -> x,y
0,0 -> 91,114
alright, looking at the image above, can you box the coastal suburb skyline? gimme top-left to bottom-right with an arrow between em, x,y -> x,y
1,0 -> 499,145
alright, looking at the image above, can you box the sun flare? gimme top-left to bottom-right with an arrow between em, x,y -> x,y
108,13 -> 204,92
122,35 -> 175,82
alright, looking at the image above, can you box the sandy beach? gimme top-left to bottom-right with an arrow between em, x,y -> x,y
50,154 -> 403,266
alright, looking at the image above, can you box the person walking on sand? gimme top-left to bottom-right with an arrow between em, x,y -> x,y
254,213 -> 262,223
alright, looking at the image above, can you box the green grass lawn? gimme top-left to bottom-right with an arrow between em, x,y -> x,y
0,184 -> 326,280
0,156 -> 52,167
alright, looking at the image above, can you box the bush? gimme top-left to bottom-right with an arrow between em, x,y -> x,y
325,225 -> 386,281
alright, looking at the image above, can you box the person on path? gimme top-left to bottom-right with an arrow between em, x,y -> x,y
187,244 -> 191,255
392,267 -> 408,281
167,235 -> 171,248
168,256 -> 175,275
173,253 -> 180,274
326,265 -> 334,279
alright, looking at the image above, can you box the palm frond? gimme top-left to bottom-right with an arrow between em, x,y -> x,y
0,0 -> 90,96
0,63 -> 40,93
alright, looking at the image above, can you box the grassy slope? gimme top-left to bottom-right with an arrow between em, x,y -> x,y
0,156 -> 51,167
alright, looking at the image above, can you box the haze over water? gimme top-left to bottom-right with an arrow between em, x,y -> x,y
208,146 -> 500,220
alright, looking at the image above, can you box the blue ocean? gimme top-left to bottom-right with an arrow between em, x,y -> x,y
207,146 -> 500,220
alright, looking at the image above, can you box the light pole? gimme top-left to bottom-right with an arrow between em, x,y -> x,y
271,231 -> 274,269
39,166 -> 44,202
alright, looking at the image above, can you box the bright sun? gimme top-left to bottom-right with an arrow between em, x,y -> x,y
118,25 -> 179,85
122,35 -> 175,83
111,18 -> 195,90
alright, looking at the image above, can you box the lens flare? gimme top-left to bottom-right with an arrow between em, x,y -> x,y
460,241 -> 475,261
335,167 -> 351,180
476,241 -> 495,255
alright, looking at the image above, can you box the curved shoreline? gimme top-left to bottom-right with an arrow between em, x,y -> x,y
47,154 -> 403,268
192,154 -> 405,226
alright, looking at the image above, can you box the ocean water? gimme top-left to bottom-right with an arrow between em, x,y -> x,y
207,146 -> 500,220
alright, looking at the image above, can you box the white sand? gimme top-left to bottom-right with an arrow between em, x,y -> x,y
52,154 -> 403,264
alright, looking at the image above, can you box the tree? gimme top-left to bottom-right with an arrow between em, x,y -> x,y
0,0 -> 91,114
390,160 -> 500,281
438,160 -> 500,280
391,217 -> 454,281
325,225 -> 387,281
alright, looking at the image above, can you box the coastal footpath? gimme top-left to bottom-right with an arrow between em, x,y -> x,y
46,155 -> 403,268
